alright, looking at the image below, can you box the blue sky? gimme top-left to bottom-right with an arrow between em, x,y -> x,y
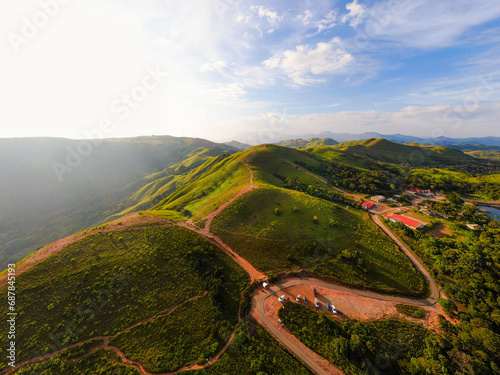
1,0 -> 500,143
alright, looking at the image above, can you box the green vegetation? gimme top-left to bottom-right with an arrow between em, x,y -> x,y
12,348 -> 140,375
3,135 -> 500,375
382,217 -> 500,373
277,137 -> 338,149
184,321 -> 312,375
110,294 -> 236,372
329,138 -> 479,166
0,226 -> 248,370
279,302 -> 430,375
280,300 -> 500,374
0,136 -> 235,265
10,320 -> 313,375
155,150 -> 252,221
466,150 -> 500,161
408,169 -> 500,200
395,304 -> 427,319
212,186 -> 426,296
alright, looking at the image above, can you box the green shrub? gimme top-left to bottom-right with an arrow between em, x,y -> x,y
396,304 -> 426,319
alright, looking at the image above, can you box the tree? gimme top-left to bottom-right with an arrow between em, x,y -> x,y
274,207 -> 281,216
446,192 -> 463,206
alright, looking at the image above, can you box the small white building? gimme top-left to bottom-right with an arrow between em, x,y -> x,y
466,224 -> 482,230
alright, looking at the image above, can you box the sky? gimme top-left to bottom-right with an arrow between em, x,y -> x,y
1,0 -> 500,144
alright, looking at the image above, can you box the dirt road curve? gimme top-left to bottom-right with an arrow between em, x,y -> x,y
370,215 -> 442,300
255,282 -> 344,375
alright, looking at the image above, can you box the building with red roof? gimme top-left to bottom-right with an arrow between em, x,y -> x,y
385,213 -> 426,230
361,202 -> 377,211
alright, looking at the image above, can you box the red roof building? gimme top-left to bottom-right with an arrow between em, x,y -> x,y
361,202 -> 377,210
386,214 -> 426,229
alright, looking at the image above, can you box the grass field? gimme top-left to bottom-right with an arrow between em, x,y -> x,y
212,186 -> 426,296
12,348 -> 140,375
466,150 -> 500,161
0,226 -> 248,370
110,294 -> 237,373
155,150 -> 252,221
11,320 -> 312,375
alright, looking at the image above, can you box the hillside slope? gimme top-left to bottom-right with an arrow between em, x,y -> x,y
0,221 -> 248,373
330,138 -> 478,166
147,145 -> 426,296
0,136 -> 234,264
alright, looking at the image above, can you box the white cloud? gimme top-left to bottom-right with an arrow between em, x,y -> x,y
342,0 -> 366,27
364,0 -> 500,48
297,10 -> 313,25
396,105 -> 453,117
263,38 -> 353,85
200,60 -> 228,73
250,5 -> 283,30
201,82 -> 247,103
317,10 -> 338,33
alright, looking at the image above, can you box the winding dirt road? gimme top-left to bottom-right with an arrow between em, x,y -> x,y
370,214 -> 442,300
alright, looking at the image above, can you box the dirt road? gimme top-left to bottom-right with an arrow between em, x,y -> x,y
254,282 -> 344,375
370,215 -> 442,300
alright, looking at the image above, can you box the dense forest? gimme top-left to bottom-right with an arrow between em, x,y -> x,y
382,213 -> 500,374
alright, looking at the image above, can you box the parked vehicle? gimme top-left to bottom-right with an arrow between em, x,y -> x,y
332,305 -> 337,314
315,298 -> 320,308
303,296 -> 307,304
327,303 -> 332,311
278,319 -> 284,327
296,294 -> 301,302
314,288 -> 318,297
278,295 -> 286,303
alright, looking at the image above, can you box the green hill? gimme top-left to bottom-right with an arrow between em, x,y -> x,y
150,145 -> 426,296
0,136 -> 235,265
328,138 -> 478,166
466,150 -> 500,161
277,137 -> 338,149
0,223 -> 248,372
